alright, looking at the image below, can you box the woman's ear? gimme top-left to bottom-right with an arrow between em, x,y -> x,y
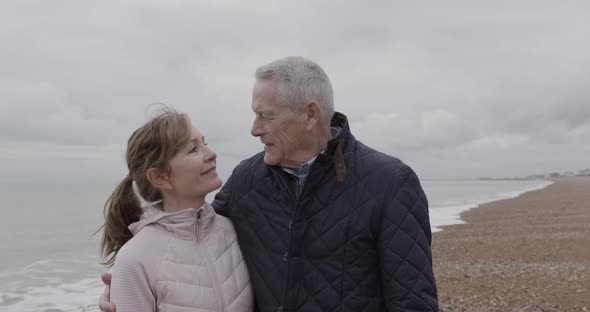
146,167 -> 172,191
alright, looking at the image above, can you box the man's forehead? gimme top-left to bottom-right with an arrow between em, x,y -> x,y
252,96 -> 277,112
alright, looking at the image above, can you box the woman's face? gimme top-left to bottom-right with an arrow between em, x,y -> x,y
166,127 -> 222,201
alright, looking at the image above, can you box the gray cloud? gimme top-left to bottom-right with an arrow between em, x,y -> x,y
1,0 -> 589,182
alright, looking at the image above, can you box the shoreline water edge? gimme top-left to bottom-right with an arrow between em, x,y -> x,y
425,179 -> 554,232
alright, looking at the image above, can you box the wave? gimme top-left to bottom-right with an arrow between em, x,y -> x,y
429,180 -> 553,232
0,256 -> 105,312
0,276 -> 102,312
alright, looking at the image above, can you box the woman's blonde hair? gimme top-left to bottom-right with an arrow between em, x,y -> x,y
100,106 -> 192,267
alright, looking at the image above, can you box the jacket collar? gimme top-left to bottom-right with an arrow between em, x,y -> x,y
128,202 -> 216,241
324,112 -> 350,153
322,112 -> 350,182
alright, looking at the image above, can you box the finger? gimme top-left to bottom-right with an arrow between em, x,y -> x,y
99,301 -> 116,312
100,272 -> 112,285
99,286 -> 115,312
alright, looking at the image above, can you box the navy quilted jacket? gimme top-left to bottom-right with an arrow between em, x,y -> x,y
213,112 -> 438,312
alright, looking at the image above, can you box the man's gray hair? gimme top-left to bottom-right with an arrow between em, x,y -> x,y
255,56 -> 335,123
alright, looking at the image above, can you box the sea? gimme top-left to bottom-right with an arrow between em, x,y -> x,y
0,178 -> 552,312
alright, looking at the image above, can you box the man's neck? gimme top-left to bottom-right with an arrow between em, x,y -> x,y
283,144 -> 326,169
282,125 -> 331,169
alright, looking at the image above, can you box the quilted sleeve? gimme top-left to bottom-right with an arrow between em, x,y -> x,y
111,250 -> 156,312
379,167 -> 439,311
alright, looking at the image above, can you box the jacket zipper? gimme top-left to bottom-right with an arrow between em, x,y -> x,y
196,209 -> 203,241
273,161 -> 319,310
195,208 -> 226,311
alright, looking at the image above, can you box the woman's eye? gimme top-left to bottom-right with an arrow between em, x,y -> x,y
189,146 -> 197,153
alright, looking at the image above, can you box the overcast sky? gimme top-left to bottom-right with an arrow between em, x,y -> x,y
1,0 -> 589,183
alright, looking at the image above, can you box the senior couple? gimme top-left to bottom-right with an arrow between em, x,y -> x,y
98,56 -> 438,312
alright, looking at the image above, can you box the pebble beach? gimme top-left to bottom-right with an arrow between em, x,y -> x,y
433,177 -> 590,311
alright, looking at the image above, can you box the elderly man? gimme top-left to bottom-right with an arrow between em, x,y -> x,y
100,56 -> 438,311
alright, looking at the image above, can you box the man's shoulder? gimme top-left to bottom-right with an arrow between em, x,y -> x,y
212,152 -> 267,213
228,151 -> 271,187
233,151 -> 266,175
348,141 -> 424,204
351,140 -> 409,176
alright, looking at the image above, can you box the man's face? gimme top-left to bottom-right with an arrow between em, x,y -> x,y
250,80 -> 308,168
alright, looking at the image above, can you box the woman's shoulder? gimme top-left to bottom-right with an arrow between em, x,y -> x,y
116,225 -> 170,265
209,214 -> 239,247
213,213 -> 236,231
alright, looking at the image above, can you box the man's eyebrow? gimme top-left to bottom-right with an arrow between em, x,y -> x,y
258,110 -> 275,115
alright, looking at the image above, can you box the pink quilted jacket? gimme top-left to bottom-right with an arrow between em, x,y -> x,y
111,202 -> 253,312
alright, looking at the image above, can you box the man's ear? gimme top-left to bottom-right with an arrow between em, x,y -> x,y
304,101 -> 321,131
146,167 -> 172,191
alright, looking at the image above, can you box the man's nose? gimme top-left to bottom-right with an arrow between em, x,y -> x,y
250,116 -> 263,137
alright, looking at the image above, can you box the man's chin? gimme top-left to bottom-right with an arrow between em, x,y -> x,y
263,154 -> 280,166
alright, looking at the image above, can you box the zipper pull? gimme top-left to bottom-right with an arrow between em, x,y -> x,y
195,209 -> 203,242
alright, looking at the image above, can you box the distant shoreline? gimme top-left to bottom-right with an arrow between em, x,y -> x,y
428,179 -> 553,232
